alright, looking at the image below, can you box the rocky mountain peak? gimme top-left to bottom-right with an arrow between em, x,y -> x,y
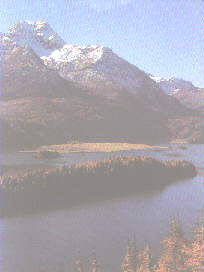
150,75 -> 196,93
42,44 -> 114,65
6,20 -> 65,57
42,43 -> 152,95
0,20 -> 202,150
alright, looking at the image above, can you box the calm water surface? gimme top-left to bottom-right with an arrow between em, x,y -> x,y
0,145 -> 203,272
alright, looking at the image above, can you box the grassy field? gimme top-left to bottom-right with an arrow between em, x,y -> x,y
21,142 -> 167,153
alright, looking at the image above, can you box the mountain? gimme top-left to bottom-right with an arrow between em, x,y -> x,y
7,21 -> 65,56
0,86 -> 172,152
172,88 -> 203,110
3,22 -> 168,96
150,76 -> 195,93
42,44 -> 161,96
5,22 -> 195,114
0,21 -> 202,151
150,75 -> 203,110
0,43 -> 171,151
0,43 -> 85,98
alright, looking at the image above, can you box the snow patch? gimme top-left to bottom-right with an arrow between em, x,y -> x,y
7,21 -> 65,57
150,75 -> 196,93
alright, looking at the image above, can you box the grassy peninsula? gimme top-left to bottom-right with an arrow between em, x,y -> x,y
21,142 -> 167,153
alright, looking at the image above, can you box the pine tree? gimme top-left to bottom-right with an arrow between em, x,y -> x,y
75,251 -> 84,272
75,259 -> 84,272
122,240 -> 137,272
155,219 -> 188,272
136,245 -> 154,272
184,225 -> 204,272
91,254 -> 100,272
132,235 -> 139,271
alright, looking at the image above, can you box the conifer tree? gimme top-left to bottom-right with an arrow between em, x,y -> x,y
122,240 -> 137,272
184,225 -> 204,272
75,251 -> 84,272
155,219 -> 188,272
132,235 -> 139,271
75,258 -> 84,272
91,254 -> 100,272
136,245 -> 154,272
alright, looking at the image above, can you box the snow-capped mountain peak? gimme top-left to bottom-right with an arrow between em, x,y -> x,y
2,21 -> 149,95
150,75 -> 196,93
149,75 -> 167,83
43,44 -> 114,64
1,20 -> 200,108
167,77 -> 195,90
42,43 -> 152,95
6,21 -> 65,57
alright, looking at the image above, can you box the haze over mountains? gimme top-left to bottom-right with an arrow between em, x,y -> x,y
0,21 -> 202,151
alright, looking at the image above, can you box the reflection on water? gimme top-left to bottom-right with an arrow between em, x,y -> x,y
0,145 -> 203,272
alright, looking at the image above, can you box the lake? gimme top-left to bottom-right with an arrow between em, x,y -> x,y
0,145 -> 203,272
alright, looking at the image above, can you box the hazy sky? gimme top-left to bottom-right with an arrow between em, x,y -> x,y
0,0 -> 203,87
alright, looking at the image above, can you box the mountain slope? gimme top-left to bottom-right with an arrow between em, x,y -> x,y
0,94 -> 172,151
42,44 -> 158,96
3,22 -> 165,97
2,21 -> 194,115
150,75 -> 203,110
0,21 -> 202,151
0,43 -> 87,98
0,39 -> 171,151
172,88 -> 203,110
150,76 -> 195,93
2,21 -> 189,111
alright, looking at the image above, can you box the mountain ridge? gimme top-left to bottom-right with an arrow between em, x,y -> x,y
150,75 -> 203,110
2,20 -> 202,100
0,21 -> 202,151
